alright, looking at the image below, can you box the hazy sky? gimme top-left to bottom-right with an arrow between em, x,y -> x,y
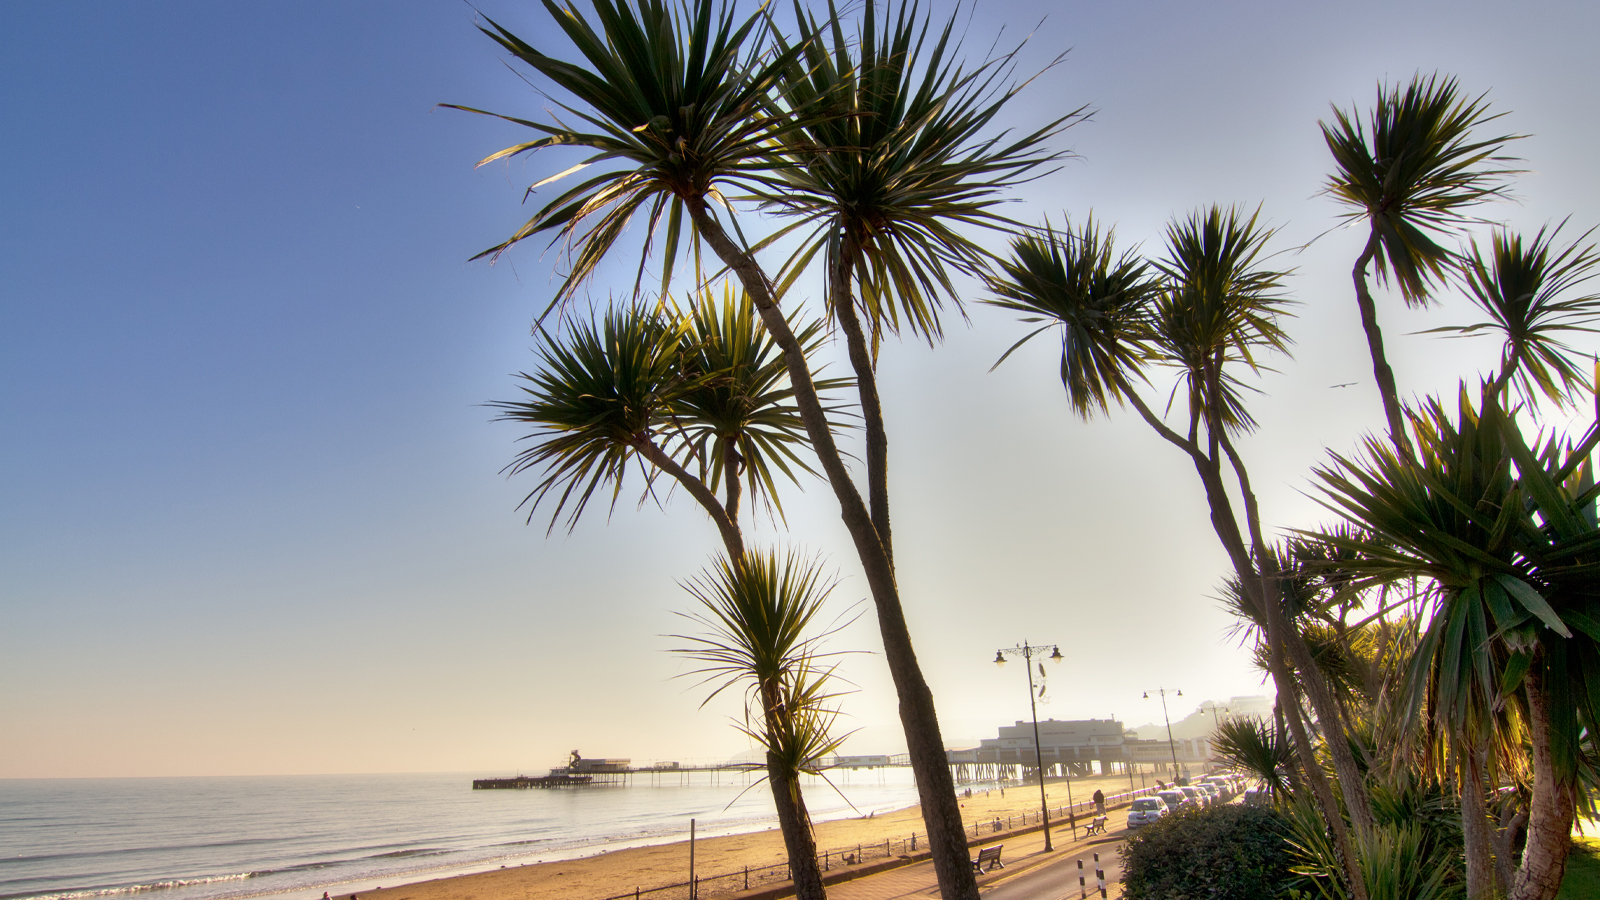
5,0 -> 1598,779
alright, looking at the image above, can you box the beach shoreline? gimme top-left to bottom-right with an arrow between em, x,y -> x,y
338,775 -> 1142,900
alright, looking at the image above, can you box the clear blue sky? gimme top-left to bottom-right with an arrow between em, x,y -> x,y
4,0 -> 1598,777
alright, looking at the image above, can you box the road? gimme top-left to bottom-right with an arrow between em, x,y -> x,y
981,835 -> 1124,900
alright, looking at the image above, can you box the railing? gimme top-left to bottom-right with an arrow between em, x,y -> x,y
599,786 -> 1157,900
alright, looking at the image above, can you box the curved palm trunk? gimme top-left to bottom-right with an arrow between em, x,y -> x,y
1109,375 -> 1369,899
1510,662 -> 1576,900
1352,235 -> 1415,460
1219,432 -> 1377,837
691,204 -> 980,900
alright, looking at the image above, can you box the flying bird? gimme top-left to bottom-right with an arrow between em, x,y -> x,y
1330,382 -> 1357,388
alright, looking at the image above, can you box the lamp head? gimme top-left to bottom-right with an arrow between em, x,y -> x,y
994,650 -> 1007,666
1142,692 -> 1149,699
1176,689 -> 1183,697
1049,646 -> 1063,663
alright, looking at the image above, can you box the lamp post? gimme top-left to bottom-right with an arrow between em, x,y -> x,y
995,641 -> 1065,849
1202,702 -> 1231,728
1143,687 -> 1183,780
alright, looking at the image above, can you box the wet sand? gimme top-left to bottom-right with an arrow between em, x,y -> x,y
357,775 -> 1141,900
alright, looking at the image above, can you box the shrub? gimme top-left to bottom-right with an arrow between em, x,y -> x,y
1120,803 -> 1295,900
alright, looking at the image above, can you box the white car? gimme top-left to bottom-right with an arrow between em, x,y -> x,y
1126,796 -> 1169,828
1156,789 -> 1189,812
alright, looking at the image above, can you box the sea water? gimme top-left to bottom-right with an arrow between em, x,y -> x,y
0,770 -> 922,900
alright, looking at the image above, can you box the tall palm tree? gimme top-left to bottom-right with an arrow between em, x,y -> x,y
1321,72 -> 1521,457
676,549 -> 854,900
448,4 -> 1068,893
1310,216 -> 1600,898
1310,389 -> 1600,900
987,209 -> 1375,900
489,290 -> 842,899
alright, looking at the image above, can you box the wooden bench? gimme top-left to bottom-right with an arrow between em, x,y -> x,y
1084,815 -> 1109,836
971,845 -> 1004,874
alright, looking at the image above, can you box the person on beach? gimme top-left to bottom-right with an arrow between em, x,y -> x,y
1092,789 -> 1105,817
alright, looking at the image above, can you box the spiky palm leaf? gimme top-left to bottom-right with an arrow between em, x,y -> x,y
1308,389 -> 1557,742
673,548 -> 844,705
760,0 -> 1080,347
491,302 -> 695,532
735,656 -> 858,778
1212,716 -> 1296,798
446,0 -> 816,313
664,285 -> 849,519
983,216 -> 1159,418
1151,205 -> 1294,434
1431,221 -> 1600,408
1322,72 -> 1522,306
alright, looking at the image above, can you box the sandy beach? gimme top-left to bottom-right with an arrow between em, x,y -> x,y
357,775 -> 1141,900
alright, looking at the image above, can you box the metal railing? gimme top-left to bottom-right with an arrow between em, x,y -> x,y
600,786 -> 1157,900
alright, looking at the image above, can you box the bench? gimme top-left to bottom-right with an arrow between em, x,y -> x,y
1084,815 -> 1109,836
971,845 -> 1004,874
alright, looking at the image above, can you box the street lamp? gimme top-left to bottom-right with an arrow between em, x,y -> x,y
995,641 -> 1065,849
1202,702 -> 1231,729
1143,687 -> 1183,781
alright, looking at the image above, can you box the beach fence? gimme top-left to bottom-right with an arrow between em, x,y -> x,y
602,786 -> 1156,900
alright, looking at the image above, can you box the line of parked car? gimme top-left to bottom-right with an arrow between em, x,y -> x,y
1125,772 -> 1250,828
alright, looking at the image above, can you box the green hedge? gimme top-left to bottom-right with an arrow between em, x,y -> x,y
1120,804 -> 1294,900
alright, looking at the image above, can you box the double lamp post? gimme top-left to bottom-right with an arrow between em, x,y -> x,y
993,641 -> 1068,850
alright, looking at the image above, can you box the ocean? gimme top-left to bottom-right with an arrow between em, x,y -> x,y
0,770 -> 923,900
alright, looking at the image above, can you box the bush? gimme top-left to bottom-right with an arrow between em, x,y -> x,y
1120,804 -> 1295,900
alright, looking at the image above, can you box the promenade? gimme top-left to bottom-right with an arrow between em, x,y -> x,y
827,824 -> 1126,900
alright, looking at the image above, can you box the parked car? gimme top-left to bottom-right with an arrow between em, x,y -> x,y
1179,786 -> 1208,807
1126,796 -> 1169,828
1156,789 -> 1189,812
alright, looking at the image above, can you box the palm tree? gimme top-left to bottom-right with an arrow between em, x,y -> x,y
1310,218 -> 1600,900
449,4 -> 1069,894
1310,388 -> 1600,900
489,289 -> 843,898
676,549 -> 854,900
1321,72 -> 1521,457
1210,716 -> 1295,799
1434,220 -> 1600,409
987,209 -> 1376,900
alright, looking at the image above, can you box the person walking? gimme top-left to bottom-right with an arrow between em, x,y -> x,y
1092,788 -> 1105,817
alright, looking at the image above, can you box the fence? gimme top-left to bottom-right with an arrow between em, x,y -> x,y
600,786 -> 1157,900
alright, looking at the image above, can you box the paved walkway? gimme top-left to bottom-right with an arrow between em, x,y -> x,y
826,822 -> 1125,900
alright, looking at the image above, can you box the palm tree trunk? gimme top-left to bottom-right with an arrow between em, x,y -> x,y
1510,662 -> 1576,900
1115,380 -> 1367,900
690,205 -> 981,900
1352,235 -> 1415,460
1459,737 -> 1500,900
1186,453 -> 1370,900
1218,432 -> 1378,837
828,243 -> 893,567
768,750 -> 827,900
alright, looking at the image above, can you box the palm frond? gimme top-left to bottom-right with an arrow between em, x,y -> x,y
1152,205 -> 1295,435
983,216 -> 1159,419
1432,220 -> 1600,407
761,0 -> 1083,346
446,0 -> 818,315
1322,72 -> 1524,306
663,284 -> 853,519
490,301 -> 695,533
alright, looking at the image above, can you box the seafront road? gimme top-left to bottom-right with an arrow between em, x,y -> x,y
823,820 -> 1127,900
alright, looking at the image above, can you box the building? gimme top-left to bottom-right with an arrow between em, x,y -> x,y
945,717 -> 1211,781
